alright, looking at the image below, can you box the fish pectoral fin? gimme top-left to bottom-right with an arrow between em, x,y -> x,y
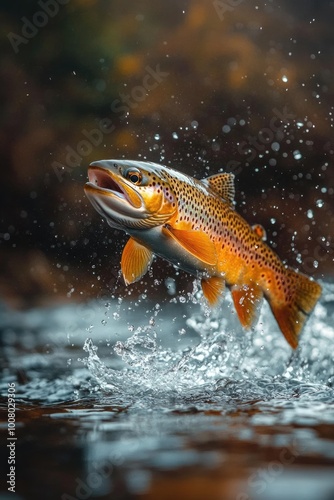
162,226 -> 217,266
252,224 -> 267,241
121,237 -> 153,285
201,277 -> 225,306
231,283 -> 263,329
202,173 -> 235,206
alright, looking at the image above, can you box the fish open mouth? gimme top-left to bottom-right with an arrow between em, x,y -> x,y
89,168 -> 119,191
85,166 -> 125,198
84,163 -> 143,219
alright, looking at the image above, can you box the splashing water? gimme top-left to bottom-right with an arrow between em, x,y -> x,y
79,281 -> 334,411
1,282 -> 334,500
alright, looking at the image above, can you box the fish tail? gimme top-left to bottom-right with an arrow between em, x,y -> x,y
268,268 -> 322,349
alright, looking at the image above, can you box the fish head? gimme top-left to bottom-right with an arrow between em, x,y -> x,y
84,159 -> 177,230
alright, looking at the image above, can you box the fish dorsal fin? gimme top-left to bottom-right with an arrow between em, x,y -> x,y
231,283 -> 263,329
121,237 -> 153,285
162,225 -> 217,266
252,224 -> 267,241
202,173 -> 235,206
201,276 -> 225,306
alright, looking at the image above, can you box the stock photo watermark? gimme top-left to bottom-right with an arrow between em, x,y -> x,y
7,382 -> 17,493
236,441 -> 302,500
7,0 -> 70,54
52,64 -> 169,182
61,459 -> 114,500
213,0 -> 245,21
61,437 -> 140,499
226,106 -> 296,174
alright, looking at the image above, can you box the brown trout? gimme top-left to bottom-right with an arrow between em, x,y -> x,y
84,159 -> 322,348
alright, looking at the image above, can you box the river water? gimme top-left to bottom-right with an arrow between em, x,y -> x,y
1,282 -> 334,500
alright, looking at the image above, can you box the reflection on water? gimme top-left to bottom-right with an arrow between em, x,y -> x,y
1,283 -> 334,500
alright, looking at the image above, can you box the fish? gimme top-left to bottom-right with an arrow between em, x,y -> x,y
84,159 -> 322,349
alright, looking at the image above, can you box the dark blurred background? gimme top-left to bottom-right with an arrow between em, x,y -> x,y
1,0 -> 333,308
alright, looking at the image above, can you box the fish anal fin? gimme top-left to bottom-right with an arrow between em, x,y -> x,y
252,224 -> 267,241
270,304 -> 302,350
268,269 -> 322,349
203,173 -> 235,206
121,237 -> 153,285
231,284 -> 263,329
201,277 -> 225,306
163,226 -> 217,266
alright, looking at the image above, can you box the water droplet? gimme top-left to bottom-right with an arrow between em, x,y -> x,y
293,150 -> 302,160
271,142 -> 280,152
165,277 -> 176,295
227,117 -> 237,126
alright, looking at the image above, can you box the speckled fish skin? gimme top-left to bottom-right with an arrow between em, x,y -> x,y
84,159 -> 322,349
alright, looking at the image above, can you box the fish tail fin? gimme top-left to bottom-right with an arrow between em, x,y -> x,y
268,269 -> 322,349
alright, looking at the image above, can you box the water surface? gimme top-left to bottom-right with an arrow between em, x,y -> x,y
1,283 -> 334,500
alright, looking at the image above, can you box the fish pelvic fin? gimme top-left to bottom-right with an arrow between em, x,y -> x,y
231,283 -> 263,329
121,237 -> 153,285
268,269 -> 322,349
201,276 -> 225,306
162,225 -> 217,266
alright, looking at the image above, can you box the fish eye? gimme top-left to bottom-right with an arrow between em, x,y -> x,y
126,169 -> 142,185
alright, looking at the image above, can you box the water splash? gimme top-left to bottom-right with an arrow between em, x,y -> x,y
81,282 -> 334,410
